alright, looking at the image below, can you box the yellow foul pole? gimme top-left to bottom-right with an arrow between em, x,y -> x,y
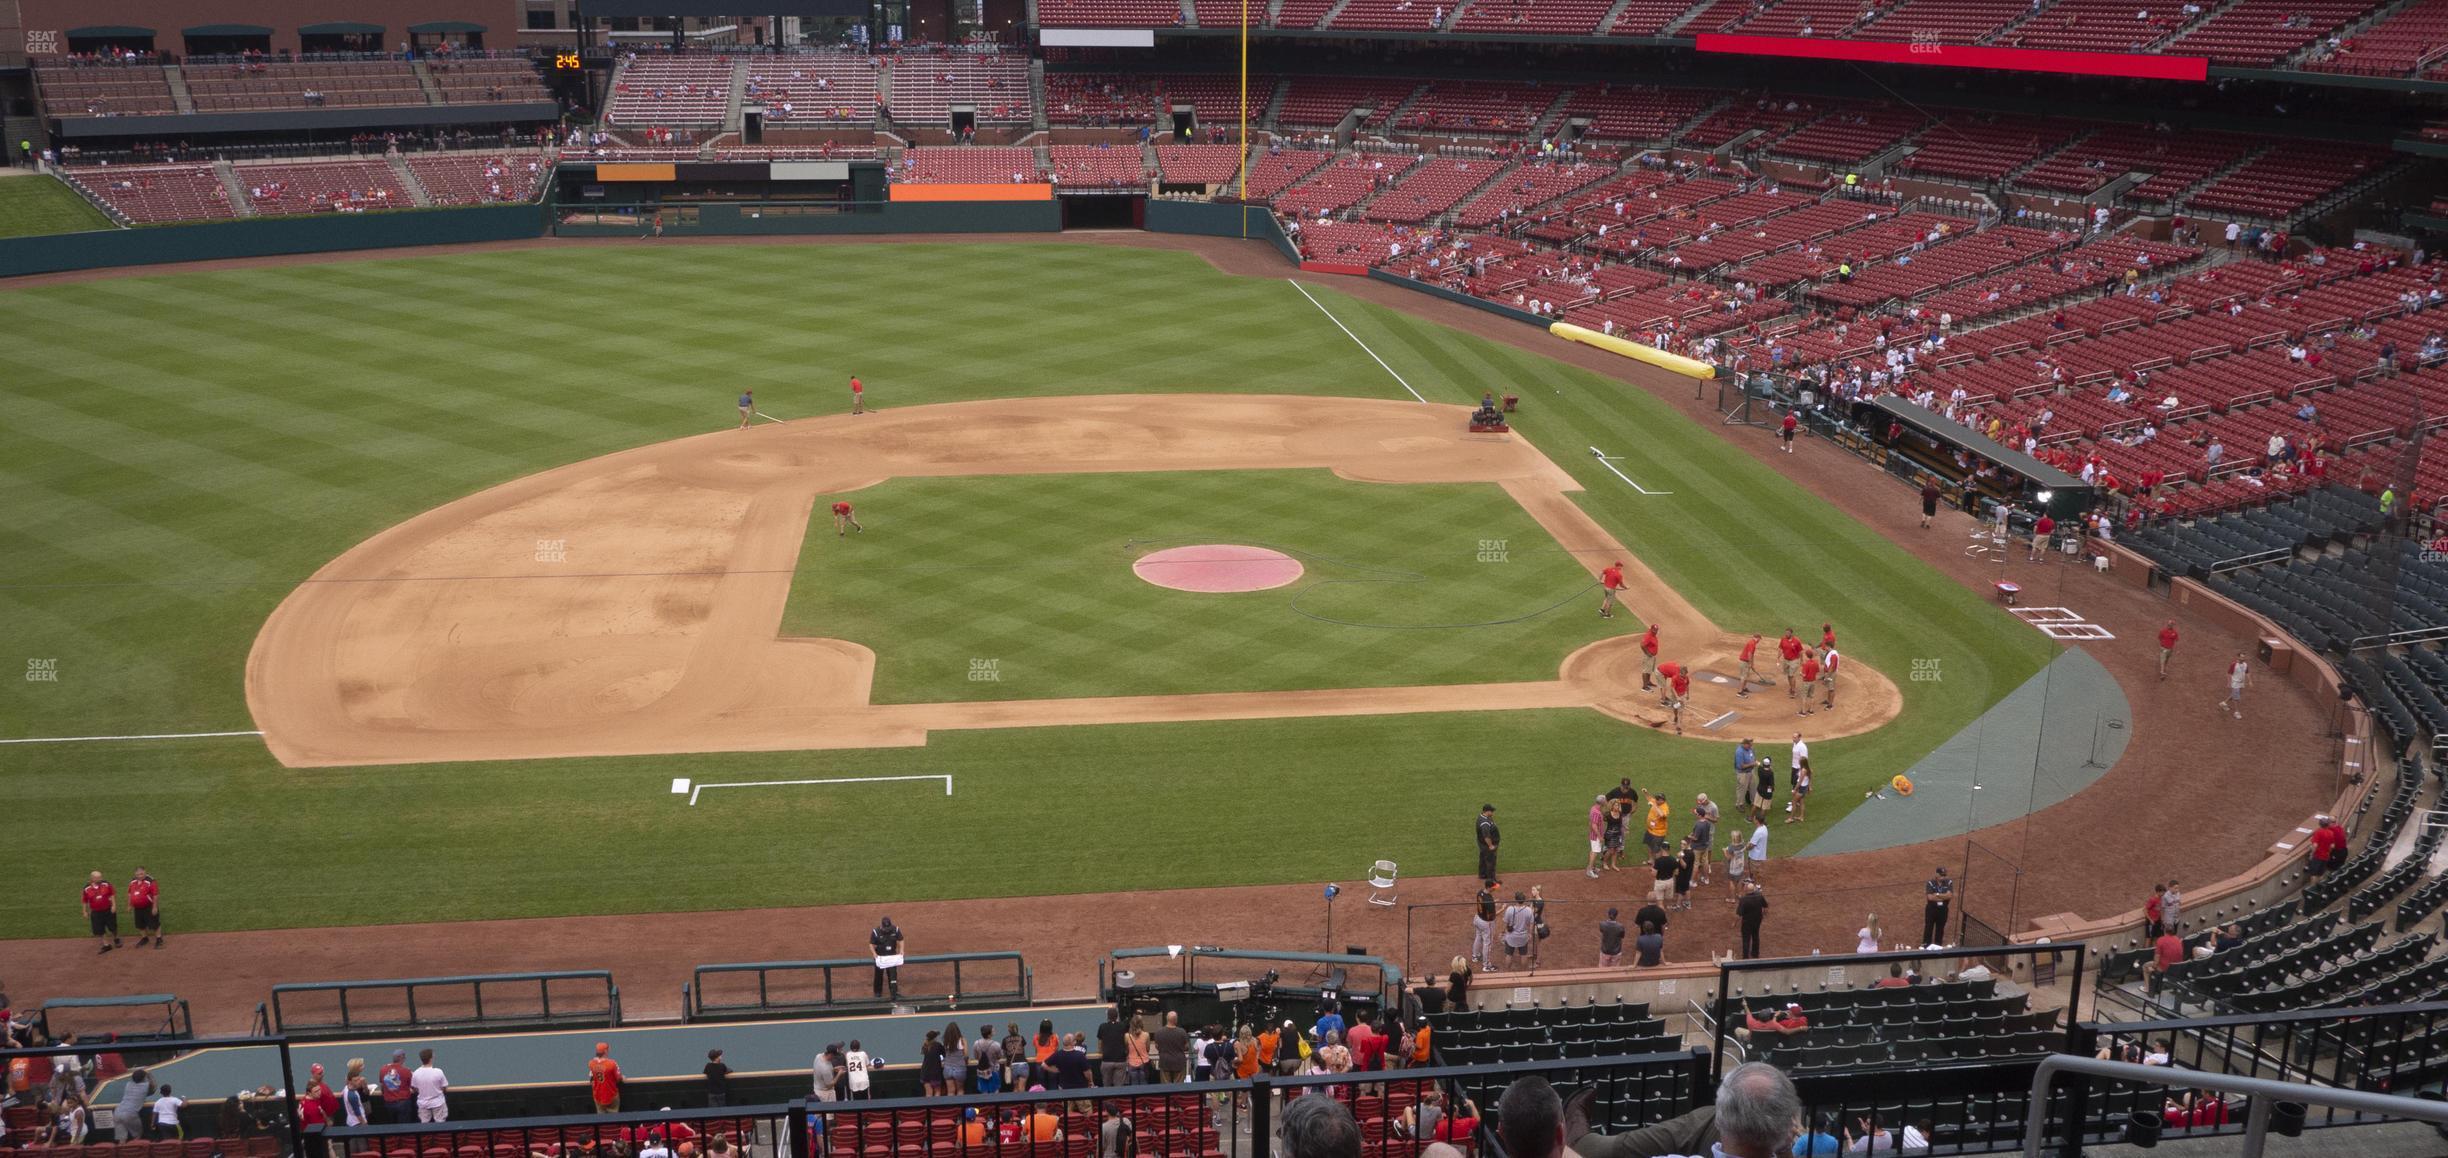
1238,0 -> 1250,233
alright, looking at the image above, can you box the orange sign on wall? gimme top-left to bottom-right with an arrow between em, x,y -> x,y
888,183 -> 1054,202
595,163 -> 678,182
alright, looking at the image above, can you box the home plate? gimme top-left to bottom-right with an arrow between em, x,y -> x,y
1698,671 -> 1739,685
672,778 -> 692,795
1700,711 -> 1739,731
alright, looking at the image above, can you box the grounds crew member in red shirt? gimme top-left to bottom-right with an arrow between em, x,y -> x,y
587,1043 -> 623,1113
850,375 -> 866,415
1821,623 -> 1836,651
1797,653 -> 1823,716
1665,664 -> 1693,735
83,871 -> 121,953
1778,629 -> 1805,698
128,867 -> 161,949
1598,561 -> 1626,619
1778,410 -> 1798,453
1737,632 -> 1765,697
1639,624 -> 1661,691
2158,619 -> 2180,680
833,500 -> 864,536
2029,512 -> 2056,561
1818,646 -> 1841,709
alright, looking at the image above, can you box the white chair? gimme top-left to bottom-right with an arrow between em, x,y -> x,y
1367,860 -> 1399,906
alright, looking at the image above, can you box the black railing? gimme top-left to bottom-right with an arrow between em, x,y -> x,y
271,970 -> 620,1038
686,953 -> 1032,1021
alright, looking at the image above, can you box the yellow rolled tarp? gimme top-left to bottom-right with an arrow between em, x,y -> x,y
1548,322 -> 1718,381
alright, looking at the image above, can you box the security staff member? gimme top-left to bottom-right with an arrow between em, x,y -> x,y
870,916 -> 904,998
1476,804 -> 1501,885
1923,867 -> 1955,946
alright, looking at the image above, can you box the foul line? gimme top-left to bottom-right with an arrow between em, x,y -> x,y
1288,279 -> 1427,405
0,730 -> 263,746
686,774 -> 952,807
754,410 -> 786,424
1588,448 -> 1673,496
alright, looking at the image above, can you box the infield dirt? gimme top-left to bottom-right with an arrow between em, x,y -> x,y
247,393 -> 1902,768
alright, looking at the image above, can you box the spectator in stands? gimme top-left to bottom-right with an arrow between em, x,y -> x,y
587,1042 -> 623,1113
2212,923 -> 2245,954
2162,880 -> 2185,931
844,1040 -> 876,1100
944,1025 -> 969,1095
1873,963 -> 1913,989
378,1049 -> 414,1122
1095,1011 -> 1128,1089
1282,1091 -> 1362,1158
2145,883 -> 2168,939
920,1030 -> 948,1096
150,1085 -> 184,1140
1099,1107 -> 1134,1158
1598,906 -> 1627,966
1743,1003 -> 1809,1038
1843,1114 -> 1927,1153
1152,1011 -> 1190,1084
1004,1022 -> 1032,1089
410,1049 -> 449,1122
1446,957 -> 1474,1014
1635,919 -> 1665,967
2309,815 -> 2346,875
967,1031 -> 1002,1094
1051,1032 -> 1094,1093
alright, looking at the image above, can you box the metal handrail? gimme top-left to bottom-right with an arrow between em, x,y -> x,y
2020,1054 -> 2448,1158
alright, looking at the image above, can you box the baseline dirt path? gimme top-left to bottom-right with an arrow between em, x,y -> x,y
246,393 -> 1901,766
9,232 -> 2330,1032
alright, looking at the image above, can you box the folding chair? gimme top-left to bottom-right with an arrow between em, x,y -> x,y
1367,860 -> 1399,906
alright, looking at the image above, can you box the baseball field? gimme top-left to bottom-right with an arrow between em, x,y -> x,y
0,240 -> 2057,940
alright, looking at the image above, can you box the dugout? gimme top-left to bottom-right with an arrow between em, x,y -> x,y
1100,947 -> 1403,1037
1859,397 -> 2095,522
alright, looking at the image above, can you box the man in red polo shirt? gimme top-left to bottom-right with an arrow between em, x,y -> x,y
1820,622 -> 1836,651
1778,410 -> 1798,453
1737,632 -> 1764,697
1667,664 -> 1693,734
1639,624 -> 1660,691
832,500 -> 863,536
849,375 -> 865,415
82,871 -> 121,954
1778,629 -> 1805,698
2157,619 -> 2180,680
2030,511 -> 2057,561
1598,561 -> 1626,619
1797,653 -> 1822,716
128,867 -> 161,949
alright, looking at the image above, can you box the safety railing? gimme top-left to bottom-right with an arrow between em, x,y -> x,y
686,953 -> 1031,1021
271,970 -> 620,1038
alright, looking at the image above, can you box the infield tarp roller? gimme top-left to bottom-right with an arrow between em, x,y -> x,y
1548,321 -> 1717,381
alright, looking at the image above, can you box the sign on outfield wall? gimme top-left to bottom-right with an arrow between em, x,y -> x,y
26,31 -> 60,54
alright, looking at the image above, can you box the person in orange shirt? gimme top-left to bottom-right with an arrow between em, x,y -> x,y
1643,794 -> 1671,858
1410,1023 -> 1430,1066
586,1043 -> 622,1114
957,1109 -> 988,1146
1255,1024 -> 1280,1074
1736,632 -> 1764,697
1023,1107 -> 1062,1142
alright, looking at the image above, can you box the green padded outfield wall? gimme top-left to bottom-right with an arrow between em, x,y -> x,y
0,203 -> 549,278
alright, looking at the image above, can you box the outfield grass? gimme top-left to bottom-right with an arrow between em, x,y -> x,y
0,175 -> 113,239
0,243 -> 2055,938
782,470 -> 1617,702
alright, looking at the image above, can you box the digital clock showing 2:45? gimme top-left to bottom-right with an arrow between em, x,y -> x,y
553,52 -> 583,71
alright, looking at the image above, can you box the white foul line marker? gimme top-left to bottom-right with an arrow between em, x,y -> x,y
689,774 -> 953,806
754,410 -> 785,423
1588,447 -> 1673,495
0,730 -> 263,745
1701,711 -> 1737,730
1288,279 -> 1427,405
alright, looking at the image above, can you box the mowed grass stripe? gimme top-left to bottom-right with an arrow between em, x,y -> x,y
0,244 -> 2050,937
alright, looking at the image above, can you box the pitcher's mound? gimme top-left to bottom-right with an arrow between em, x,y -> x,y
1134,544 -> 1304,593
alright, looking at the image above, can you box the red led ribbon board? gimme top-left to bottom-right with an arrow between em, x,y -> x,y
1692,34 -> 2210,81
